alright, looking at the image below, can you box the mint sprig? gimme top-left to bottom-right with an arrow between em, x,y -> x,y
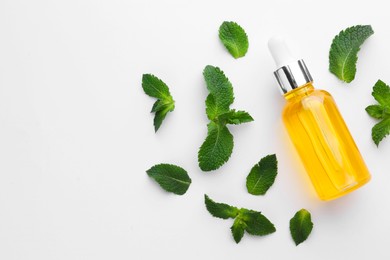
366,80 -> 390,146
219,21 -> 249,59
198,66 -> 253,171
329,25 -> 374,83
205,195 -> 276,243
142,74 -> 175,132
146,164 -> 191,195
246,154 -> 278,195
289,209 -> 314,246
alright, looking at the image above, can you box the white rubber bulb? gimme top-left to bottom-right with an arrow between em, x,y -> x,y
268,36 -> 296,68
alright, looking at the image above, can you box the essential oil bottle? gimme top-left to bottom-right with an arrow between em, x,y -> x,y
268,37 -> 371,201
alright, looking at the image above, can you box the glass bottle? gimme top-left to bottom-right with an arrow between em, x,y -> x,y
268,37 -> 371,200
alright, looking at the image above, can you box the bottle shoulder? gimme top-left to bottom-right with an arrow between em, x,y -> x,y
317,89 -> 332,98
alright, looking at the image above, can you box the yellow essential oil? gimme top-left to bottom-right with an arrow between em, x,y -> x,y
268,37 -> 371,200
283,83 -> 371,200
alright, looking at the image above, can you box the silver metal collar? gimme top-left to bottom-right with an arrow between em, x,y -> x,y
274,59 -> 313,94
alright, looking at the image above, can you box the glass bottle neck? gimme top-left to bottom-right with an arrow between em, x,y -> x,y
283,83 -> 315,101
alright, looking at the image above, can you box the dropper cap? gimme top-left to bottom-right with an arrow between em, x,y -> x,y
268,36 -> 313,94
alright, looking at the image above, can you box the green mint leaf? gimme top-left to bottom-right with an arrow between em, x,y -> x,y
246,154 -> 278,195
219,21 -> 249,59
199,66 -> 253,171
204,195 -> 239,219
153,103 -> 174,132
203,65 -> 234,119
153,109 -> 167,132
365,105 -> 384,119
231,218 -> 246,243
372,79 -> 390,107
240,209 -> 276,236
205,94 -> 218,120
329,25 -> 374,83
289,209 -> 314,246
372,117 -> 390,146
142,74 -> 171,99
366,80 -> 390,146
198,122 -> 234,171
151,99 -> 172,113
218,110 -> 254,125
146,164 -> 191,195
142,74 -> 175,132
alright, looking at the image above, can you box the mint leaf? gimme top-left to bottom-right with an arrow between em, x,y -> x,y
205,94 -> 219,120
151,99 -> 171,113
218,110 -> 254,125
204,194 -> 239,219
142,74 -> 171,99
203,65 -> 234,117
146,164 -> 191,195
199,66 -> 253,171
246,154 -> 278,195
204,195 -> 276,243
366,105 -> 384,119
231,218 -> 246,243
372,117 -> 390,146
372,79 -> 390,106
142,74 -> 175,132
219,21 -> 249,59
290,209 -> 314,246
366,80 -> 390,146
329,25 -> 374,83
198,122 -> 234,171
240,209 -> 276,236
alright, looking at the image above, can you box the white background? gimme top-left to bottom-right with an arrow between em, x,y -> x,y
1,0 -> 389,259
